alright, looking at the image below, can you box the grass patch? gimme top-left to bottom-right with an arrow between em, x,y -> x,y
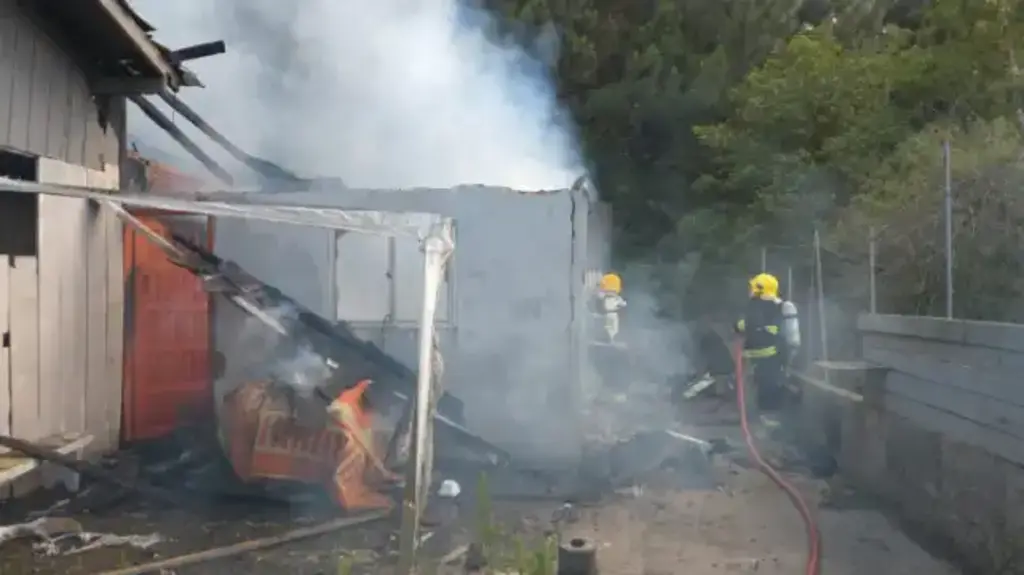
472,472 -> 558,575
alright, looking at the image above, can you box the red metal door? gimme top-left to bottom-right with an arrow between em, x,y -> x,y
123,213 -> 213,442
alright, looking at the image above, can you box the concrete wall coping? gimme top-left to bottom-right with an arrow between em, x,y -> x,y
858,313 -> 1024,354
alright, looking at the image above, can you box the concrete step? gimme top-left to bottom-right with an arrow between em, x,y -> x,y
806,360 -> 887,405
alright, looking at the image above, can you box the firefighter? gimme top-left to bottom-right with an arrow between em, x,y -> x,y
734,273 -> 801,423
595,272 -> 627,343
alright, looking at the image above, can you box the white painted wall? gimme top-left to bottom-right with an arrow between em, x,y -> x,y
0,159 -> 123,496
0,0 -> 126,496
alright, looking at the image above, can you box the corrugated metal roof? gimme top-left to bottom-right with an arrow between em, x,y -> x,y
0,177 -> 452,240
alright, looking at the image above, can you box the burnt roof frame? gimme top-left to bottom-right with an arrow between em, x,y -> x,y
19,0 -> 201,93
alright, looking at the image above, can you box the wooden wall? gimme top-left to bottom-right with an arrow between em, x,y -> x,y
0,159 -> 123,468
0,0 -> 123,169
0,0 -> 126,473
830,314 -> 1024,571
860,314 -> 1024,466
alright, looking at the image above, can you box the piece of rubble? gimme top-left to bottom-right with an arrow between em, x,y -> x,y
52,532 -> 164,556
598,429 -> 717,491
0,517 -> 83,546
464,541 -> 487,572
558,536 -> 598,575
551,502 -> 580,526
682,373 -> 718,400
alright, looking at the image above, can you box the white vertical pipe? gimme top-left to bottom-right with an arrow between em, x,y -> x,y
396,233 -> 446,574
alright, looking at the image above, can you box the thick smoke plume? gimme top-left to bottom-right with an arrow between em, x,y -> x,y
130,0 -> 581,188
131,0 -> 693,463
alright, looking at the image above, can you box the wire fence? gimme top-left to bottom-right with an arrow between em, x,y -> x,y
743,137 -> 1024,367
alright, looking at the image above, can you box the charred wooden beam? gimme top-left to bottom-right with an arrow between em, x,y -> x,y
128,95 -> 234,185
95,0 -> 183,90
91,76 -> 167,95
171,40 -> 227,62
0,435 -> 182,506
157,90 -> 302,183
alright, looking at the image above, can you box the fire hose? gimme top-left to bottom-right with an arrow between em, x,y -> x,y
733,342 -> 821,575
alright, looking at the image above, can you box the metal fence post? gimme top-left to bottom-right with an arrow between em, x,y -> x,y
943,139 -> 954,319
868,226 -> 877,314
813,229 -> 830,379
787,266 -> 793,301
761,247 -> 767,272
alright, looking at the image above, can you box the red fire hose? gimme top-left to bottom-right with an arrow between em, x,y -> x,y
734,342 -> 821,575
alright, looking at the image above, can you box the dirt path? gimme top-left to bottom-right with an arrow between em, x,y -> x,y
562,460 -> 959,575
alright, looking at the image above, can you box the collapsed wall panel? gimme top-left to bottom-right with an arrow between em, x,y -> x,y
212,186 -> 599,464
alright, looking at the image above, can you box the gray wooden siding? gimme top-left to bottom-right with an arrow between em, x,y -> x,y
0,0 -> 122,169
859,314 -> 1024,466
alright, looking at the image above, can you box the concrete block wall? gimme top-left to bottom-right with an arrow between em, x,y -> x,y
835,314 -> 1024,572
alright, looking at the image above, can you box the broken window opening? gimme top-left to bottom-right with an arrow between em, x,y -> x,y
0,148 -> 39,257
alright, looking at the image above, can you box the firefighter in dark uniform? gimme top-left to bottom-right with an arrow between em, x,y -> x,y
734,273 -> 801,424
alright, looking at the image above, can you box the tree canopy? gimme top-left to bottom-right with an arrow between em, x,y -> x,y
496,0 -> 1024,320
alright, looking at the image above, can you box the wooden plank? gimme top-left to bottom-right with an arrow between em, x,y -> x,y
886,393 -> 1024,467
885,371 -> 1024,441
863,332 -> 1008,372
38,160 -> 93,441
8,256 -> 39,495
61,165 -> 89,437
0,260 -> 9,436
63,194 -> 89,437
0,433 -> 92,488
0,18 -> 17,148
43,45 -> 69,161
84,189 -> 109,457
26,24 -> 52,155
102,170 -> 124,452
858,313 -> 967,343
0,259 -> 9,499
6,20 -> 33,151
864,341 -> 1024,407
36,160 -> 68,438
65,71 -> 88,166
85,165 -> 118,453
793,371 -> 864,403
82,87 -> 109,170
36,195 -> 61,438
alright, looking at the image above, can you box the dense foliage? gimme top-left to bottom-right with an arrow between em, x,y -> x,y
497,0 -> 1024,321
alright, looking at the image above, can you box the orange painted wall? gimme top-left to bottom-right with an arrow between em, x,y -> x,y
122,159 -> 213,442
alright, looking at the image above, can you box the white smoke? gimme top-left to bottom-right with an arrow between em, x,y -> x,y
129,0 -> 582,189
128,0 -> 703,464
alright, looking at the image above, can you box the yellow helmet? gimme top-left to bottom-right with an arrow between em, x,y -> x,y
749,273 -> 779,298
599,273 -> 622,294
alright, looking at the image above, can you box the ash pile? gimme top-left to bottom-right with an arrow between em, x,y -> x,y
446,382 -> 726,505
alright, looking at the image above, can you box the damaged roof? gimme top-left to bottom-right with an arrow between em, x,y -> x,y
25,0 -> 200,92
